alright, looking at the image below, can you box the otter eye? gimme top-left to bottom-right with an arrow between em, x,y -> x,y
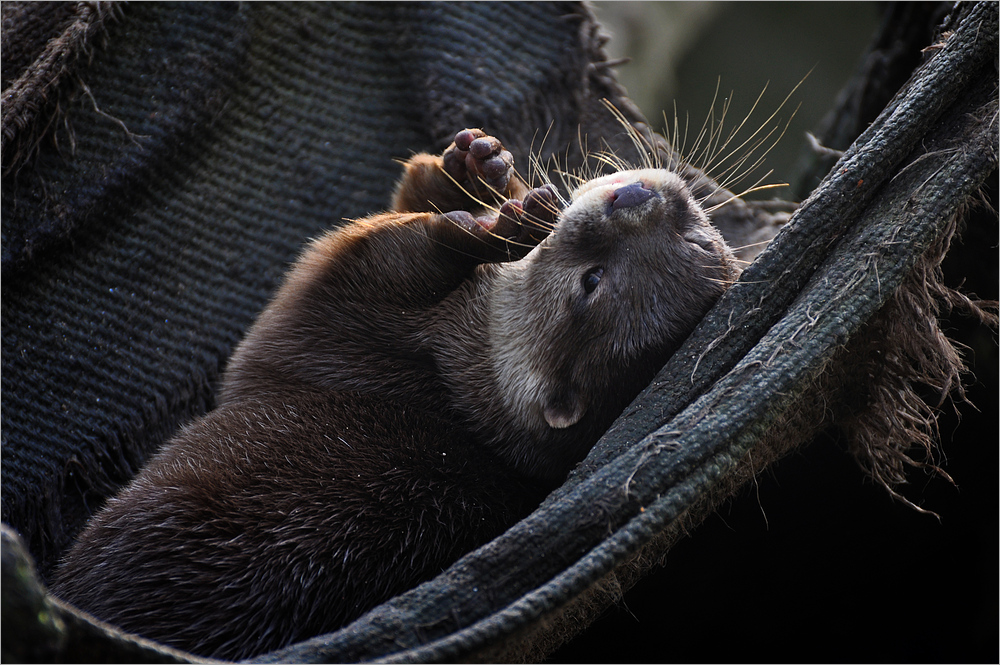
582,267 -> 604,294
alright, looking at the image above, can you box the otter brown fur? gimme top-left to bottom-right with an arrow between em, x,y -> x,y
51,129 -> 738,660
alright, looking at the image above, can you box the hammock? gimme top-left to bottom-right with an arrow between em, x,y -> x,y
2,2 -> 996,662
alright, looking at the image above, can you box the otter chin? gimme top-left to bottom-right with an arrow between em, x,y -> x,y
51,129 -> 738,660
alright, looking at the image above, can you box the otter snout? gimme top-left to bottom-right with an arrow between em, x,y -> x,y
611,182 -> 657,210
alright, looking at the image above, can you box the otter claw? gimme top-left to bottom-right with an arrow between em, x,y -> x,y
468,136 -> 501,160
495,199 -> 524,240
453,129 -> 480,152
495,184 -> 561,245
443,210 -> 494,235
521,184 -> 561,230
480,154 -> 511,182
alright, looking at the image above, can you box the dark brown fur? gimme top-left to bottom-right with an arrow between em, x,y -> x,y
51,129 -> 738,660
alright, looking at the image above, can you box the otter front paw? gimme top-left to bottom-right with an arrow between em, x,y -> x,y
440,183 -> 561,261
443,129 -> 514,195
497,184 -> 561,243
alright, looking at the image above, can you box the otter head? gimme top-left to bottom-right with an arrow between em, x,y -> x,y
489,169 -> 739,479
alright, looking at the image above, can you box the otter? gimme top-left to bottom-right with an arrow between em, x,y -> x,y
51,129 -> 739,660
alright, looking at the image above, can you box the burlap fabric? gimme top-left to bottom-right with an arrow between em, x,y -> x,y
2,2 -> 996,662
1,1 -> 628,574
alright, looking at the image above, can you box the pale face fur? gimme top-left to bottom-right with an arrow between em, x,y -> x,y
478,169 -> 738,476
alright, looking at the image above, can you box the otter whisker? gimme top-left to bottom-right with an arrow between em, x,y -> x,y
561,164 -> 590,198
419,207 -> 531,262
710,101 -> 800,196
703,81 -> 772,174
682,77 -> 726,173
703,174 -> 784,214
575,124 -> 596,183
727,238 -> 780,253
527,121 -> 558,188
702,276 -> 741,286
436,164 -> 512,213
430,204 -> 547,254
599,145 -> 637,172
519,218 -> 557,234
662,102 -> 690,172
549,167 -> 582,195
601,100 -> 658,171
737,181 -> 790,199
591,150 -> 632,174
690,71 -> 808,195
703,93 -> 740,174
527,152 -> 555,193
508,165 -> 536,194
707,122 -> 782,190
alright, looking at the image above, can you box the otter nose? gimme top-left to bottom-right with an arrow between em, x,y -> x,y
611,182 -> 656,210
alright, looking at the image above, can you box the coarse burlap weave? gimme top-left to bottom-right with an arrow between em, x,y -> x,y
2,2 -> 996,662
1,1 -> 621,573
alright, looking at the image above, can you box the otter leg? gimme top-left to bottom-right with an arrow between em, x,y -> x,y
221,147 -> 559,403
392,129 -> 531,214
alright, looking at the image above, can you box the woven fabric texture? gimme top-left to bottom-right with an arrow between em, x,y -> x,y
1,0 -> 609,575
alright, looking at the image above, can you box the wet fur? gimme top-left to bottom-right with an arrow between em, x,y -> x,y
51,129 -> 737,660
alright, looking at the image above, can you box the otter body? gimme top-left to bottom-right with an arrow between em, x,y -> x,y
52,130 -> 738,659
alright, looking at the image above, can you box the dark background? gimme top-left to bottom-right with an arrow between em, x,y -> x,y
551,3 -> 998,662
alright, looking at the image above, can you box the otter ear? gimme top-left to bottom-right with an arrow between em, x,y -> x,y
542,394 -> 586,429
